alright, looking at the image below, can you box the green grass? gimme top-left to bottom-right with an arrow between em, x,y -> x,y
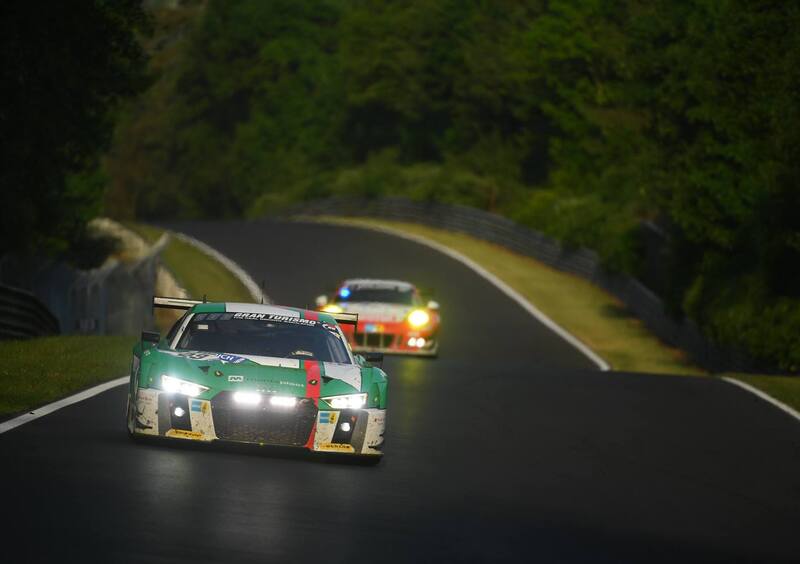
125,223 -> 253,303
0,223 -> 255,417
0,336 -> 135,416
312,217 -> 800,413
729,374 -> 800,411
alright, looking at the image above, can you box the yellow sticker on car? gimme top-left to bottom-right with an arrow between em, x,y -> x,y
166,429 -> 203,439
318,442 -> 355,453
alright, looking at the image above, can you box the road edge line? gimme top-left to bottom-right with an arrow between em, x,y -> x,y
2,231 -> 266,435
319,219 -> 800,423
721,377 -> 800,423
173,232 -> 267,303
0,376 -> 129,435
312,219 -> 610,371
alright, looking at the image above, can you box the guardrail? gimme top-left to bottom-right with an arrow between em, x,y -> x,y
0,283 -> 60,339
0,234 -> 167,337
282,197 -> 759,373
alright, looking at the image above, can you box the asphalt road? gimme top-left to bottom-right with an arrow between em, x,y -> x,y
2,220 -> 799,563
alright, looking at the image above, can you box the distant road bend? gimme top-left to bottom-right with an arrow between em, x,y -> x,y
1,220 -> 798,563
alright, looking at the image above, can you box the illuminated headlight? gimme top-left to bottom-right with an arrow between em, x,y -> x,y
407,309 -> 430,328
321,304 -> 343,314
161,375 -> 209,397
321,393 -> 367,409
269,395 -> 297,408
233,391 -> 262,406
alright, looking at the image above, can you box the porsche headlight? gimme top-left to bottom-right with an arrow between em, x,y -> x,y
161,375 -> 209,397
407,309 -> 430,328
321,393 -> 367,409
321,304 -> 343,314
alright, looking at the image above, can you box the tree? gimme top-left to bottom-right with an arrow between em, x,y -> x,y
0,0 -> 149,255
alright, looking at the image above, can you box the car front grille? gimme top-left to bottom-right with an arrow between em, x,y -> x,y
353,332 -> 396,349
210,392 -> 316,446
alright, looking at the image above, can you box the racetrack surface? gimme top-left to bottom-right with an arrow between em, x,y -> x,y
2,220 -> 799,563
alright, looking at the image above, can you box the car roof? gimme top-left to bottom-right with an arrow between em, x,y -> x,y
341,278 -> 415,291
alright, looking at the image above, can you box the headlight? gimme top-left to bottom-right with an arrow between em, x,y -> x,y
321,304 -> 343,314
321,393 -> 367,409
233,391 -> 261,406
407,309 -> 430,328
161,375 -> 209,397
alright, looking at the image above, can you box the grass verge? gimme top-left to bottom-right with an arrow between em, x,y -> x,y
311,216 -> 800,414
125,223 -> 253,303
1,223 -> 254,418
0,336 -> 135,416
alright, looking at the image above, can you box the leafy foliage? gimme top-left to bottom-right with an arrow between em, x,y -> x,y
0,0 -> 149,256
105,0 -> 800,370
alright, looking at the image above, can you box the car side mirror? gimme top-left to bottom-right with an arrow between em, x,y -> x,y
427,300 -> 440,310
315,294 -> 328,307
141,330 -> 160,347
363,352 -> 384,367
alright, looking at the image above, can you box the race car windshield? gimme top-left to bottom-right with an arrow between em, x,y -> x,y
338,288 -> 414,305
175,313 -> 351,363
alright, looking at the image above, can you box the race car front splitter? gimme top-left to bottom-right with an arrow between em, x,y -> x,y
132,388 -> 385,455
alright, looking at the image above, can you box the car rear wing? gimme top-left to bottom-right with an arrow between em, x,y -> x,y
326,312 -> 358,327
153,296 -> 203,311
153,296 -> 359,326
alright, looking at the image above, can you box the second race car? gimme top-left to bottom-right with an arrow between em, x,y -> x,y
315,278 -> 440,357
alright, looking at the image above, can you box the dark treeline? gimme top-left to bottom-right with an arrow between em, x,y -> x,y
0,0 -> 148,258
13,0 -> 800,370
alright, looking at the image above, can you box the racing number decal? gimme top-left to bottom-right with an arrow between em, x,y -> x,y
304,360 -> 321,449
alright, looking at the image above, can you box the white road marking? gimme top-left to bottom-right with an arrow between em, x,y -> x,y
325,219 -> 800,424
321,221 -> 610,371
0,376 -> 128,435
173,232 -> 267,303
722,377 -> 800,423
2,228 -> 269,435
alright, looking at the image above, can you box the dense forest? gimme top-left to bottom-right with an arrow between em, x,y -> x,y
3,1 -> 798,369
0,0 -> 148,257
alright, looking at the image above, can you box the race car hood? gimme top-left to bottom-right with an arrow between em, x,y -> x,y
142,349 -> 363,397
339,302 -> 411,323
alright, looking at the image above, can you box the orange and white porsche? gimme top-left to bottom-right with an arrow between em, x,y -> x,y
316,279 -> 440,357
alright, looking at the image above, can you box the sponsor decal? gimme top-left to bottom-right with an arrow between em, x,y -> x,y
166,429 -> 203,439
178,351 -> 217,360
232,312 -> 317,326
364,323 -> 384,333
217,353 -> 246,364
191,399 -> 203,413
319,411 -> 338,425
279,380 -> 303,388
228,375 -> 244,382
318,442 -> 355,453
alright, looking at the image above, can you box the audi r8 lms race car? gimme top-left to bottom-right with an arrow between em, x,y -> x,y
315,279 -> 440,356
125,297 -> 386,459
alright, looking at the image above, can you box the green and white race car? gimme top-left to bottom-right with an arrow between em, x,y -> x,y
126,297 -> 387,459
